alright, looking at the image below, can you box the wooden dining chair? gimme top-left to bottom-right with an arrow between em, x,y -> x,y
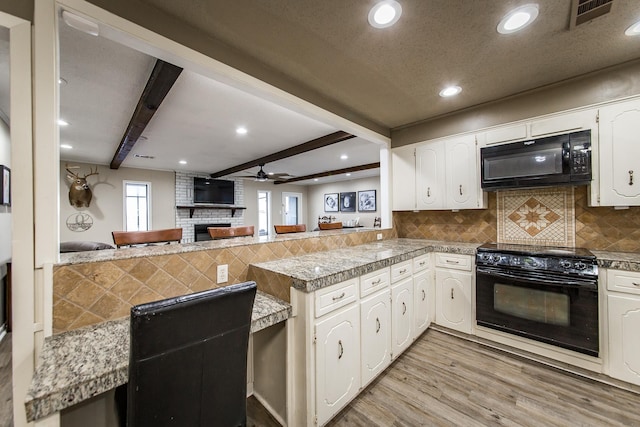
112,228 -> 183,248
208,226 -> 255,239
274,224 -> 307,234
318,222 -> 343,230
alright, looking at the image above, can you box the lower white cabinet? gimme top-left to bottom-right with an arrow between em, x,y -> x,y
360,289 -> 391,386
391,277 -> 414,358
315,303 -> 361,426
435,253 -> 473,334
413,269 -> 433,339
607,268 -> 640,386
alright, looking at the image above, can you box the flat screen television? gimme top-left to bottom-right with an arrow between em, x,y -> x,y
193,178 -> 235,204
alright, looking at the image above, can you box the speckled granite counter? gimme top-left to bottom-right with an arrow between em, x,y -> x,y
250,238 -> 479,293
25,291 -> 291,422
593,250 -> 640,272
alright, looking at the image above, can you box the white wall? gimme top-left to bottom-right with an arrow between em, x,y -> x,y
59,161 -> 176,245
243,179 -> 308,235
307,176 -> 380,228
0,117 -> 10,264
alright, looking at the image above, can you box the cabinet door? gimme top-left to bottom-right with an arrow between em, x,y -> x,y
315,304 -> 360,426
608,294 -> 640,386
416,141 -> 445,209
599,100 -> 640,206
360,290 -> 391,386
392,145 -> 416,210
413,269 -> 433,339
446,135 -> 478,209
391,277 -> 414,358
435,269 -> 472,334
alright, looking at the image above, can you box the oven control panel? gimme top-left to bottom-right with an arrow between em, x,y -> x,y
476,252 -> 598,276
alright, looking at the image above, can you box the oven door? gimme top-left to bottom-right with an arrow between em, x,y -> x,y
476,266 -> 599,357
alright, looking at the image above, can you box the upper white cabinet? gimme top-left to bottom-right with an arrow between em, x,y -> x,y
416,141 -> 446,209
391,145 -> 417,211
597,99 -> 640,206
446,135 -> 479,209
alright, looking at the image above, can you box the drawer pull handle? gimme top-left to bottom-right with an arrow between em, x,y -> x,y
419,261 -> 426,266
402,302 -> 407,315
451,288 -> 454,300
630,170 -> 634,186
338,340 -> 343,359
372,278 -> 382,285
633,282 -> 640,287
446,260 -> 460,264
422,289 -> 426,301
332,292 -> 346,301
376,318 -> 381,333
399,268 -> 407,274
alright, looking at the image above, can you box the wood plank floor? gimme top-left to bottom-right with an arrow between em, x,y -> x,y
322,329 -> 640,427
0,333 -> 12,427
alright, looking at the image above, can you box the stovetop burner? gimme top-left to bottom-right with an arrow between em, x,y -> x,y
477,243 -> 598,276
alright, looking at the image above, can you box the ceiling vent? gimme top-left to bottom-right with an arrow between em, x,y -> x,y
570,0 -> 614,29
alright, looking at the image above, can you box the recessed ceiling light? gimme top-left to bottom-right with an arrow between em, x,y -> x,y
340,154 -> 348,160
439,86 -> 462,97
497,4 -> 539,34
58,119 -> 69,126
236,127 -> 248,135
368,1 -> 402,29
60,144 -> 73,149
314,178 -> 319,182
626,20 -> 640,36
268,172 -> 274,175
346,173 -> 352,177
58,78 -> 68,86
179,160 -> 187,165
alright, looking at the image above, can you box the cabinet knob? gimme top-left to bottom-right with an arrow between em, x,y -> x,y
375,317 -> 381,333
338,340 -> 343,359
630,170 -> 634,186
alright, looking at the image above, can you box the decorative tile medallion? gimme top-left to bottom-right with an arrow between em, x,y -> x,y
497,187 -> 575,247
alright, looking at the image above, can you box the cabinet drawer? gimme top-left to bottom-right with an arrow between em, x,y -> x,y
413,254 -> 431,273
607,269 -> 640,295
391,260 -> 413,283
315,278 -> 359,318
435,253 -> 472,271
360,267 -> 390,298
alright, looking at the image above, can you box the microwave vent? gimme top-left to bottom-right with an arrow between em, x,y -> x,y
570,0 -> 614,29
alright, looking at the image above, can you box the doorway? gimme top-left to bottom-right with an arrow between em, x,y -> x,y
282,192 -> 303,226
258,190 -> 271,236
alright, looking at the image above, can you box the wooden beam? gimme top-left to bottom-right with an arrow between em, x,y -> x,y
209,131 -> 355,178
110,60 -> 183,169
273,162 -> 380,185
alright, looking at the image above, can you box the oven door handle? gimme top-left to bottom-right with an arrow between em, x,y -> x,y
476,267 -> 597,290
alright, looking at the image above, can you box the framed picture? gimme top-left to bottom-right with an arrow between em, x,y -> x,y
339,192 -> 356,212
358,190 -> 376,212
0,165 -> 9,206
324,193 -> 338,212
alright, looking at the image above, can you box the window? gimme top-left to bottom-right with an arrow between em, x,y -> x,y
282,192 -> 303,225
258,190 -> 271,236
123,181 -> 151,231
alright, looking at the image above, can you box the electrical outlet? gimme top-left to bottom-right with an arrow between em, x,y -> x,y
217,264 -> 228,283
377,233 -> 383,240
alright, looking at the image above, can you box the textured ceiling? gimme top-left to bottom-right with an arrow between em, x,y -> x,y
139,0 -> 640,129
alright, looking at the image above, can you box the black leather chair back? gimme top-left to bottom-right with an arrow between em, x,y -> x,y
127,282 -> 257,427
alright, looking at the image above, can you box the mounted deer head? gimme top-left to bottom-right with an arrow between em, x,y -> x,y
66,165 -> 99,208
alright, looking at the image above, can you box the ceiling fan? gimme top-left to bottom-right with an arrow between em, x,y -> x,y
238,164 -> 294,182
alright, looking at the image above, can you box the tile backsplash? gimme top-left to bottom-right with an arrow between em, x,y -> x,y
395,186 -> 640,252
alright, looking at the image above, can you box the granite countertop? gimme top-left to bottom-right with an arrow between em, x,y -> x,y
58,227 -> 379,266
593,250 -> 640,272
24,291 -> 291,422
251,238 -> 480,293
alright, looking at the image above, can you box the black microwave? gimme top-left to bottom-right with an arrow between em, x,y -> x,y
480,130 -> 592,191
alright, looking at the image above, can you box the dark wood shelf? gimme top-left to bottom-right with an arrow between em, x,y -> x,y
176,205 -> 247,218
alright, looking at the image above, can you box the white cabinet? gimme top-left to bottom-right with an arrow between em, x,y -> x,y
413,254 -> 434,339
598,99 -> 640,206
391,277 -> 413,358
391,145 -> 417,211
435,253 -> 473,334
315,303 -> 360,426
360,289 -> 391,386
416,142 -> 446,209
607,269 -> 640,386
446,135 -> 480,209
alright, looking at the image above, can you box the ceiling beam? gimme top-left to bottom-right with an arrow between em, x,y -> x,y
110,60 -> 183,169
273,162 -> 380,185
209,131 -> 355,178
